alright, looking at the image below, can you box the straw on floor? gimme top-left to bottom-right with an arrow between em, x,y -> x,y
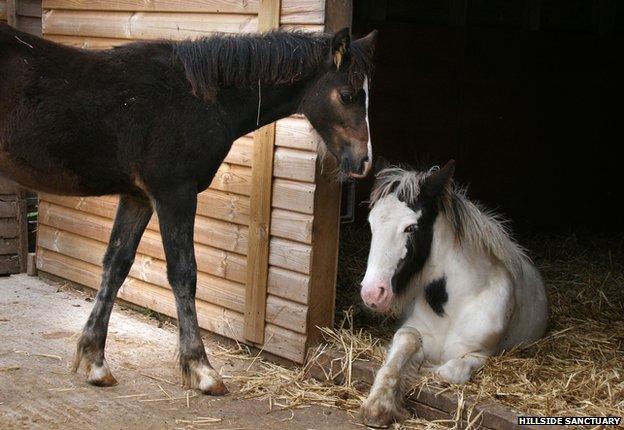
211,230 -> 622,429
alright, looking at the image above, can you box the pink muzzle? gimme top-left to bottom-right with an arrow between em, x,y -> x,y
360,280 -> 394,313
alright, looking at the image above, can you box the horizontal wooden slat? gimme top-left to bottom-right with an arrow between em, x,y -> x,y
272,179 -> 315,214
42,0 -> 324,25
270,209 -> 312,243
37,226 -> 307,333
40,192 -> 311,245
41,0 -> 325,24
269,237 -> 311,274
225,138 -> 253,167
42,0 -> 260,14
196,189 -> 250,225
273,147 -> 316,182
43,10 -> 259,39
17,0 -> 42,18
38,199 -> 312,301
36,248 -> 307,362
209,163 -> 251,196
275,117 -> 321,151
267,266 -> 309,304
45,34 -> 127,49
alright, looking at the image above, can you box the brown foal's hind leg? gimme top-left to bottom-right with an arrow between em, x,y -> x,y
152,184 -> 227,395
73,194 -> 153,386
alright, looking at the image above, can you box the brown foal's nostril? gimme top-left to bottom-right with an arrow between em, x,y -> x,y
377,286 -> 387,300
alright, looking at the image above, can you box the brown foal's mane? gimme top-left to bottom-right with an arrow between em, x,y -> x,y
172,30 -> 374,100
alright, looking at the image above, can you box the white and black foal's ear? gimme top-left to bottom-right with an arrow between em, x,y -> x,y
331,27 -> 351,69
422,160 -> 455,200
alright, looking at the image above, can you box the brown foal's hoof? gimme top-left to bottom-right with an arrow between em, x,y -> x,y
85,360 -> 118,387
88,370 -> 118,387
185,361 -> 228,396
74,336 -> 119,387
202,378 -> 228,396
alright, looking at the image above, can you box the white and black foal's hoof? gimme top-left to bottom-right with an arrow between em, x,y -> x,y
360,395 -> 409,428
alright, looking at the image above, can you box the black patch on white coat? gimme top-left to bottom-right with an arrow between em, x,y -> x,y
424,277 -> 448,316
390,197 -> 438,296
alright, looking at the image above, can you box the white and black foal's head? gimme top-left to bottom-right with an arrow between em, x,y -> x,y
360,160 -> 455,313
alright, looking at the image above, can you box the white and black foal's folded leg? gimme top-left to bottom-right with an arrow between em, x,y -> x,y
74,194 -> 153,386
360,326 -> 424,428
153,183 -> 227,396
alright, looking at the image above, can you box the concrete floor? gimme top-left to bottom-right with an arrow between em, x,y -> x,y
0,275 -> 361,430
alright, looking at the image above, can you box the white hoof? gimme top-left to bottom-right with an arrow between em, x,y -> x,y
436,359 -> 471,384
360,394 -> 408,428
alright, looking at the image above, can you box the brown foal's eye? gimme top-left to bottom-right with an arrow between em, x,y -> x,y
339,90 -> 354,104
404,224 -> 417,233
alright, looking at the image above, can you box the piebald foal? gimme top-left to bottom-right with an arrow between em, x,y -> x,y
359,161 -> 548,427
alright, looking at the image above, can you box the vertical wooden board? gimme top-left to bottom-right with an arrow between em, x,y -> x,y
17,0 -> 42,18
16,15 -> 42,36
245,123 -> 276,343
305,0 -> 352,348
0,1 -> 7,21
244,0 -> 281,344
6,0 -> 15,26
257,0 -> 281,32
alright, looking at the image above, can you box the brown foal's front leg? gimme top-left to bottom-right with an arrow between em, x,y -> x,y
152,184 -> 227,395
74,194 -> 153,386
360,326 -> 424,428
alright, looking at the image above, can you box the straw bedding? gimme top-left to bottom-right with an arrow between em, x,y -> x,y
217,227 -> 623,428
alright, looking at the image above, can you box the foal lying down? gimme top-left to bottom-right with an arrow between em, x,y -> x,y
359,161 -> 548,427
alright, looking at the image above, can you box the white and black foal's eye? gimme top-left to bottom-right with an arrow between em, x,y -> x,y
404,224 -> 417,233
339,89 -> 354,105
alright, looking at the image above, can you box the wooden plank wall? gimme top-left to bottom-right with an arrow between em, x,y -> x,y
0,178 -> 28,275
36,0 -> 335,363
2,1 -> 42,36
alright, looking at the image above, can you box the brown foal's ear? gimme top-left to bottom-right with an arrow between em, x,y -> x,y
422,160 -> 455,200
353,29 -> 379,57
331,27 -> 351,69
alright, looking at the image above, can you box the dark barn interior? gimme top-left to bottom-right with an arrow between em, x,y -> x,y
349,0 -> 623,235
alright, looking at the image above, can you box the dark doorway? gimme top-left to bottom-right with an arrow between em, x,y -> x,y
350,0 -> 623,235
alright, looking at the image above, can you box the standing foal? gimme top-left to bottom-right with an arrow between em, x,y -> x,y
359,161 -> 548,427
0,25 -> 377,394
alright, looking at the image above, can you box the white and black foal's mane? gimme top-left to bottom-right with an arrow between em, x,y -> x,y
371,165 -> 531,281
